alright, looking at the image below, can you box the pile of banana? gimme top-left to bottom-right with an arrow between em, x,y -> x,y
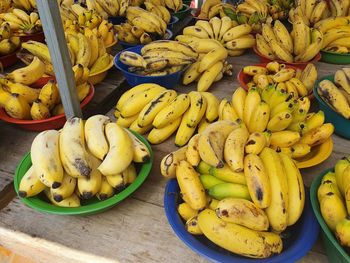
119,41 -> 196,76
290,0 -> 350,26
196,0 -> 235,20
318,157 -> 350,248
21,34 -> 113,77
160,120 -> 306,258
115,6 -> 168,44
11,0 -> 36,12
256,17 -> 323,63
318,17 -> 350,54
0,58 -> 91,120
144,0 -> 183,13
243,62 -> 317,98
176,17 -> 255,56
0,9 -> 41,35
114,83 -> 224,146
18,116 -> 151,207
0,22 -> 21,56
144,1 -> 171,24
317,68 -> 350,119
85,0 -> 128,18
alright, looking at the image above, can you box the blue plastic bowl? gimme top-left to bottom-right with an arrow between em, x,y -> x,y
114,45 -> 184,88
118,29 -> 173,49
164,179 -> 319,263
108,16 -> 126,25
168,16 -> 179,30
313,75 -> 350,139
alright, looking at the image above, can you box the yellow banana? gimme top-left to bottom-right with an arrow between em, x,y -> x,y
18,166 -> 46,198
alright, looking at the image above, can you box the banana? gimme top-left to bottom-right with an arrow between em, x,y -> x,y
280,153 -> 305,226
84,28 -> 99,67
295,29 -> 323,62
243,88 -> 261,126
198,47 -> 227,73
176,160 -> 206,210
1,79 -> 39,104
84,115 -> 111,160
322,29 -> 350,49
198,120 -> 241,168
293,15 -> 308,56
141,40 -> 198,58
222,24 -> 252,42
31,130 -> 63,188
208,182 -> 251,200
272,68 -> 295,82
335,69 -> 350,95
289,143 -> 311,158
18,166 -> 46,198
256,33 -> 275,59
98,123 -> 133,176
231,87 -> 247,120
188,39 -> 223,53
51,172 -> 76,202
30,99 -> 50,120
224,126 -> 249,172
270,130 -> 300,148
209,17 -> 221,40
244,153 -> 271,209
335,216 -> 350,247
216,198 -> 269,231
105,173 -> 125,189
97,176 -> 115,201
198,118 -> 210,133
153,94 -> 190,128
243,66 -> 267,76
302,110 -> 325,134
318,172 -> 342,200
248,101 -> 270,133
197,61 -> 224,92
184,134 -> 200,166
178,202 -> 198,221
186,216 -> 203,235
6,56 -> 45,86
90,53 -> 112,74
195,20 -> 215,39
148,117 -> 182,144
200,162 -> 246,185
120,85 -> 166,117
198,0 -> 221,19
320,192 -> 347,231
124,129 -> 151,163
201,92 -> 219,122
267,111 -> 293,132
120,51 -> 147,68
4,93 -> 31,119
175,110 -> 197,147
116,114 -> 137,128
300,63 -> 317,91
335,158 -> 350,195
245,131 -> 269,155
185,91 -> 207,128
260,147 -> 289,232
160,146 -> 187,178
269,39 -> 294,63
38,80 -> 59,110
77,154 -> 102,199
200,174 -> 225,189
45,189 -> 80,208
299,123 -> 334,146
272,21 -> 293,54
197,209 -> 282,258
225,35 -> 256,50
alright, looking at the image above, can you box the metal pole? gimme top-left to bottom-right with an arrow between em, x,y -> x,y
36,0 -> 82,118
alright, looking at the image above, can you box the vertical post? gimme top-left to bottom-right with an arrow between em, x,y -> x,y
36,0 -> 82,118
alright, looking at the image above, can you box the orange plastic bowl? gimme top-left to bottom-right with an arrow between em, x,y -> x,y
253,46 -> 321,69
0,84 -> 94,131
237,62 -> 314,100
18,31 -> 45,43
0,49 -> 19,69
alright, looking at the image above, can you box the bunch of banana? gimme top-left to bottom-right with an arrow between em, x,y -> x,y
196,0 -> 234,20
114,83 -> 223,146
317,68 -> 350,119
0,22 -> 21,56
143,1 -> 171,24
289,0 -> 329,26
268,0 -> 293,20
85,0 -> 129,17
256,17 -> 323,63
11,0 -> 36,12
318,157 -> 350,248
114,22 -> 152,45
236,0 -> 269,21
21,35 -> 113,77
17,115 -> 151,207
161,120 -> 307,257
0,9 -> 42,35
243,62 -> 317,98
144,0 -> 183,13
119,40 -> 197,76
0,60 -> 91,120
176,17 -> 255,57
319,23 -> 350,54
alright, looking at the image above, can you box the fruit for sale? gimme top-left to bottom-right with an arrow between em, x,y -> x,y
0,9 -> 42,35
18,166 -> 46,198
178,202 -> 198,221
335,216 -> 350,247
51,172 -> 77,202
216,198 -> 269,231
257,17 -> 323,63
0,22 -> 21,56
198,209 -> 283,258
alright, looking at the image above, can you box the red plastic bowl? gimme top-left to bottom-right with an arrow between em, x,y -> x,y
31,76 -> 55,89
0,84 -> 94,131
237,62 -> 314,100
253,46 -> 321,69
18,31 -> 45,43
0,49 -> 19,69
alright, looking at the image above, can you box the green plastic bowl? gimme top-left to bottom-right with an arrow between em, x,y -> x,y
321,50 -> 350,65
13,131 -> 153,216
313,75 -> 350,139
173,4 -> 191,20
310,168 -> 350,263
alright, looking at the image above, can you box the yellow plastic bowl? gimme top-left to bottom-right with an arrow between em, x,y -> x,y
295,138 -> 333,169
88,55 -> 114,85
106,38 -> 118,53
